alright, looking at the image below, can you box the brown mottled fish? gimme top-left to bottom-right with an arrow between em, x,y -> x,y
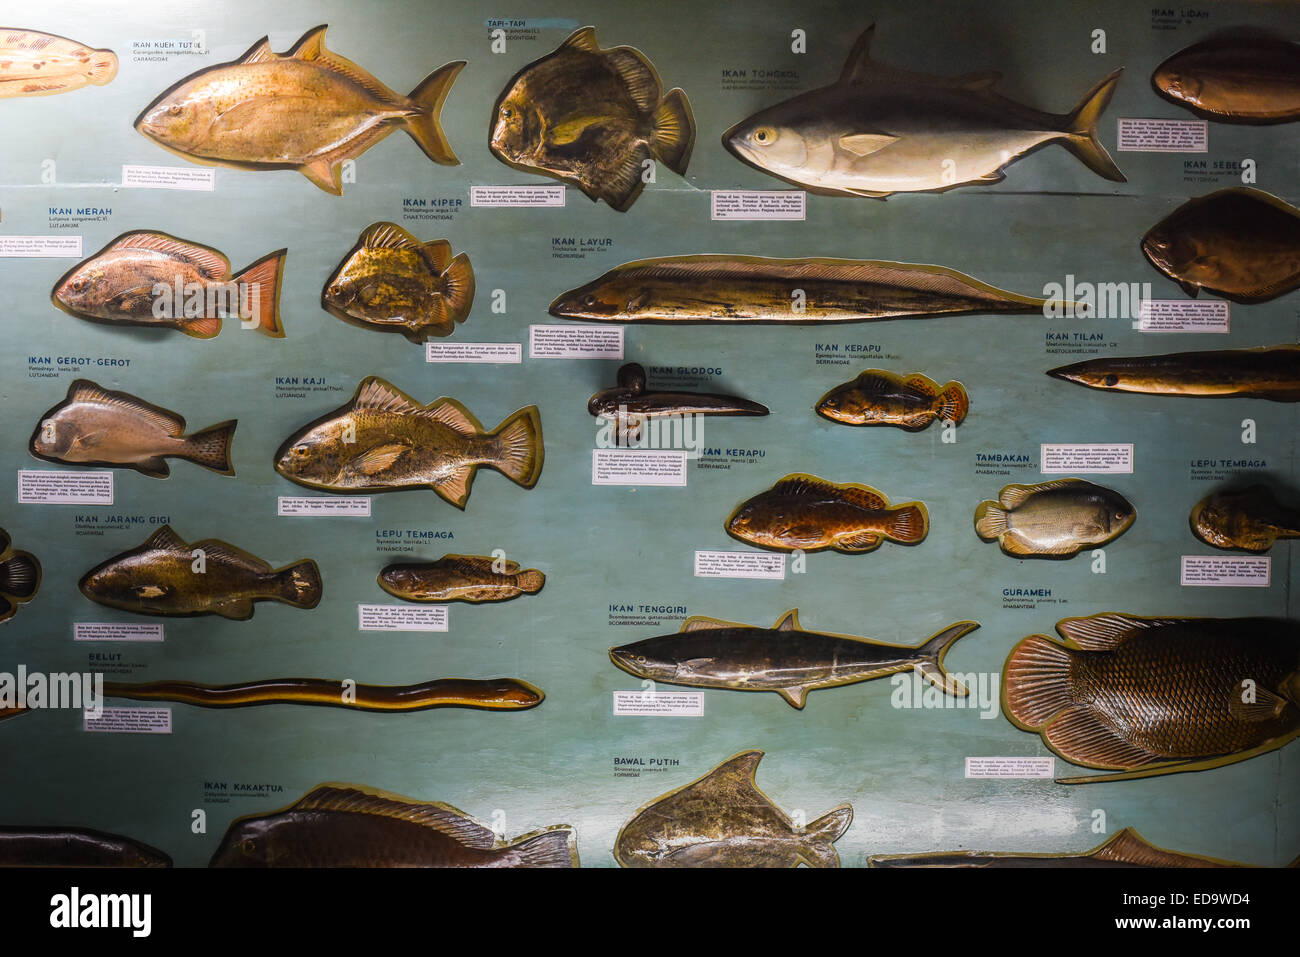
1048,345 -> 1300,401
1153,35 -> 1300,124
1191,485 -> 1300,552
816,369 -> 968,430
0,827 -> 170,867
869,828 -> 1241,868
0,29 -> 117,97
379,555 -> 544,604
974,479 -> 1136,558
589,362 -> 769,441
0,528 -> 39,625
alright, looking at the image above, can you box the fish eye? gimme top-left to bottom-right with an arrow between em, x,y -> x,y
291,444 -> 310,457
167,104 -> 183,117
635,655 -> 647,664
583,295 -> 597,307
70,277 -> 86,292
241,839 -> 256,854
751,126 -> 777,146
501,107 -> 513,119
1103,374 -> 1119,387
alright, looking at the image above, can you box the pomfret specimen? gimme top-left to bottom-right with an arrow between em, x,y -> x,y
0,529 -> 39,625
1191,485 -> 1300,552
211,784 -> 578,867
0,29 -> 116,97
722,26 -> 1124,197
275,377 -> 544,509
1004,613 -> 1300,783
611,611 -> 978,707
379,554 -> 544,604
869,828 -> 1240,868
1153,35 -> 1300,124
136,25 -> 464,195
727,473 -> 928,553
323,222 -> 474,343
615,751 -> 852,867
30,379 -> 236,478
817,369 -> 968,429
79,525 -> 322,620
0,827 -> 170,867
589,362 -> 768,439
489,26 -> 694,211
975,479 -> 1136,557
1141,188 -> 1300,303
549,255 -> 1051,323
1047,345 -> 1300,401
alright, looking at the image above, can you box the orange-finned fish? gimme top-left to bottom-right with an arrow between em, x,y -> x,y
0,29 -> 116,97
816,369 -> 968,429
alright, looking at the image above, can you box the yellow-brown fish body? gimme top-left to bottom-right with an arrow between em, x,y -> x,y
53,231 -> 285,339
30,380 -> 236,478
974,479 -> 1136,558
79,525 -> 322,620
0,29 -> 117,97
0,827 -> 170,867
211,784 -> 578,868
1191,485 -> 1300,552
1048,345 -> 1300,401
1004,613 -> 1300,783
379,555 -> 544,603
869,828 -> 1239,868
1142,189 -> 1300,303
324,223 -> 474,342
489,27 -> 694,211
727,474 -> 928,553
275,377 -> 543,509
1153,35 -> 1300,124
136,26 -> 464,195
0,528 -> 39,625
816,369 -> 968,430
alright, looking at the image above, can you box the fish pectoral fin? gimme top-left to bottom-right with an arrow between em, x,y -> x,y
69,429 -> 108,450
354,444 -> 410,475
545,116 -> 597,147
300,158 -> 343,196
777,686 -> 809,709
841,187 -> 892,199
132,584 -> 170,599
1043,707 -> 1159,770
833,531 -> 882,553
212,599 -> 256,621
433,466 -> 476,510
1228,687 -> 1288,721
837,133 -> 897,157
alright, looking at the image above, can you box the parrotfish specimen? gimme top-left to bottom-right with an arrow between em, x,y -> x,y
1047,345 -> 1300,401
869,828 -> 1241,868
589,362 -> 768,439
379,555 -> 545,603
816,369 -> 968,429
136,25 -> 464,195
722,25 -> 1124,197
1153,35 -> 1300,124
0,529 -> 39,624
0,827 -> 170,867
1191,485 -> 1300,552
974,479 -> 1136,557
0,29 -> 117,97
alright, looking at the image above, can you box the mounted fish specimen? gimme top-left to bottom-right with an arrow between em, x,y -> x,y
0,529 -> 39,625
869,828 -> 1242,868
589,362 -> 768,439
615,751 -> 852,867
974,479 -> 1136,558
1153,34 -> 1300,123
323,223 -> 474,343
79,525 -> 321,620
136,25 -> 464,195
727,474 -> 928,553
1047,345 -> 1300,401
210,784 -> 578,867
816,369 -> 968,430
1141,188 -> 1300,303
1004,613 -> 1300,783
53,231 -> 286,339
30,380 -> 236,478
1191,485 -> 1300,552
0,29 -> 116,97
0,827 -> 170,867
722,25 -> 1125,197
489,26 -> 694,211
611,611 -> 978,708
275,377 -> 543,508
379,555 -> 544,604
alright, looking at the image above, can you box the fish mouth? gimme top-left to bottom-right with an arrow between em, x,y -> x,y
1045,362 -> 1088,385
608,647 -> 643,676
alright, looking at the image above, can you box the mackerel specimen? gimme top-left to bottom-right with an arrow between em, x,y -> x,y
816,369 -> 968,429
974,479 -> 1136,557
379,555 -> 544,603
0,528 -> 39,625
0,29 -> 117,97
0,827 -> 170,867
869,828 -> 1240,868
1191,485 -> 1300,552
1047,345 -> 1300,401
1153,35 -> 1300,123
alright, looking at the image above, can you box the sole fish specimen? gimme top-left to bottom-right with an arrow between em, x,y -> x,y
549,255 -> 1051,323
275,377 -> 543,509
1153,35 -> 1300,124
323,223 -> 474,343
722,26 -> 1124,197
30,379 -> 236,478
0,29 -> 116,97
816,369 -> 968,429
1191,485 -> 1300,552
1048,345 -> 1300,401
379,555 -> 544,603
975,479 -> 1135,558
1004,613 -> 1300,783
79,525 -> 322,620
869,828 -> 1241,868
0,827 -> 170,867
136,26 -> 464,195
0,528 -> 39,625
589,362 -> 768,439
615,751 -> 852,867
611,611 -> 978,707
210,783 -> 578,867
727,473 -> 928,553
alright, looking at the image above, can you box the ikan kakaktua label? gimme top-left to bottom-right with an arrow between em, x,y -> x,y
470,185 -> 565,207
710,190 -> 806,220
357,604 -> 449,632
121,164 -> 216,190
613,690 -> 705,716
1040,444 -> 1134,474
0,235 -> 82,257
18,470 -> 113,505
1116,117 -> 1208,152
529,324 -> 623,359
1180,555 -> 1270,588
277,496 -> 371,517
592,449 -> 687,486
964,756 -> 1055,779
1138,300 -> 1229,333
425,342 -> 522,363
84,707 -> 172,734
693,550 -> 785,580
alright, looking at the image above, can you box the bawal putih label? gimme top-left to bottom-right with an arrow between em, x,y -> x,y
591,449 -> 688,486
693,550 -> 785,579
0,236 -> 83,257
84,708 -> 172,734
74,623 -> 164,643
277,496 -> 371,517
357,604 -> 449,632
1039,444 -> 1134,474
1180,555 -> 1270,587
612,691 -> 705,716
425,342 -> 522,363
1116,118 -> 1208,152
710,190 -> 805,220
120,165 -> 216,190
18,470 -> 114,504
964,756 -> 1055,778
529,324 -> 623,359
470,185 -> 565,206
1138,300 -> 1229,333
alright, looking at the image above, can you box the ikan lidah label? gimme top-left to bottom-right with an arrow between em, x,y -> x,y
693,550 -> 785,580
529,325 -> 623,359
1040,444 -> 1134,474
84,708 -> 172,734
710,190 -> 806,220
592,450 -> 688,486
964,757 -> 1055,778
612,691 -> 705,716
277,496 -> 371,517
357,604 -> 449,632
18,470 -> 114,504
1116,118 -> 1208,152
1180,555 -> 1270,587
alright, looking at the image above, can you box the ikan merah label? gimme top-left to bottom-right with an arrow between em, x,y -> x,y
964,756 -> 1055,778
357,604 -> 449,632
592,449 -> 687,486
1180,555 -> 1270,587
613,690 -> 705,716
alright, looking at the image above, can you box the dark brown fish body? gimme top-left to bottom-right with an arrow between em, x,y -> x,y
1191,485 -> 1300,552
0,528 -> 39,624
870,828 -> 1237,868
1048,345 -> 1300,401
0,826 -> 170,867
588,363 -> 769,437
1153,36 -> 1300,123
379,555 -> 545,603
816,369 -> 968,429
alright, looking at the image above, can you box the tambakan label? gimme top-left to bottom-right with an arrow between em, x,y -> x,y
74,623 -> 164,643
1138,300 -> 1229,333
1040,444 -> 1134,474
613,691 -> 705,716
85,707 -> 172,734
425,342 -> 522,363
1180,555 -> 1270,587
121,164 -> 216,190
1116,118 -> 1208,152
710,190 -> 805,220
470,185 -> 565,207
592,450 -> 688,486
18,470 -> 113,504
357,604 -> 449,632
964,756 -> 1054,778
693,550 -> 785,579
277,496 -> 371,517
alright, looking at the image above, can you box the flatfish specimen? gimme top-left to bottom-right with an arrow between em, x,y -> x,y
869,828 -> 1241,868
274,377 -> 544,509
727,474 -> 928,553
0,529 -> 39,625
379,555 -> 544,603
816,369 -> 968,429
489,26 -> 694,211
0,827 -> 170,867
1153,35 -> 1300,123
53,231 -> 286,339
1047,345 -> 1300,401
0,29 -> 116,97
611,611 -> 979,707
1141,188 -> 1300,303
79,525 -> 322,620
974,479 -> 1135,557
589,362 -> 768,440
210,784 -> 578,867
615,751 -> 853,867
1003,613 -> 1300,783
323,222 -> 474,343
30,379 -> 236,478
1191,485 -> 1300,552
722,26 -> 1124,197
136,25 -> 464,195
549,255 -> 1051,323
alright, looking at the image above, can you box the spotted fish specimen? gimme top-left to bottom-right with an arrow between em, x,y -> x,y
0,29 -> 116,97
136,25 -> 464,195
379,554 -> 545,604
489,26 -> 694,211
1047,345 -> 1300,401
974,479 -> 1136,558
0,827 -> 170,867
615,751 -> 853,867
210,784 -> 578,867
1191,485 -> 1300,552
816,369 -> 968,430
0,529 -> 39,625
869,828 -> 1241,868
1004,613 -> 1300,783
1153,35 -> 1300,124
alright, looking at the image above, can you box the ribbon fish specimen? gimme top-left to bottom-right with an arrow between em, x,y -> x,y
379,555 -> 544,604
1047,345 -> 1300,401
975,479 -> 1136,558
611,611 -> 978,708
816,369 -> 968,430
0,528 -> 39,624
210,784 -> 578,867
869,828 -> 1242,868
589,362 -> 768,439
1004,613 -> 1300,783
615,751 -> 853,867
136,25 -> 464,195
1191,485 -> 1300,552
0,29 -> 116,97
0,827 -> 170,867
1153,35 -> 1300,124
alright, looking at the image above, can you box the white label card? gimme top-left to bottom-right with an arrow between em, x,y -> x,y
710,190 -> 806,220
277,496 -> 371,517
964,757 -> 1055,779
1116,118 -> 1208,152
693,550 -> 786,580
121,165 -> 215,190
591,450 -> 687,486
1180,556 -> 1270,587
18,470 -> 113,504
1040,444 -> 1134,474
529,324 -> 623,359
1138,300 -> 1229,333
612,691 -> 705,716
74,623 -> 164,643
0,236 -> 83,257
85,708 -> 172,734
425,342 -> 522,363
357,604 -> 449,632
470,185 -> 565,207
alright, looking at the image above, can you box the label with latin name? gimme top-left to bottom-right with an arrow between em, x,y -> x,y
357,604 -> 449,632
277,496 -> 371,517
613,691 -> 705,716
0,235 -> 83,257
84,707 -> 172,734
121,164 -> 215,190
693,550 -> 786,580
710,190 -> 806,220
1138,300 -> 1229,333
18,470 -> 113,504
425,342 -> 522,363
964,756 -> 1055,779
530,324 -> 623,359
470,185 -> 565,207
1180,555 -> 1270,587
592,449 -> 687,486
1040,444 -> 1134,474
1116,118 -> 1208,152
74,623 -> 164,643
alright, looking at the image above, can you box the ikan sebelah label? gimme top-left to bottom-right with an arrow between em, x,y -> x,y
84,707 -> 172,734
1040,444 -> 1134,474
612,690 -> 705,716
964,756 -> 1054,778
357,604 -> 449,632
710,190 -> 805,220
18,470 -> 113,505
592,449 -> 688,486
1180,555 -> 1270,587
1116,118 -> 1208,152
277,496 -> 371,517
693,550 -> 785,580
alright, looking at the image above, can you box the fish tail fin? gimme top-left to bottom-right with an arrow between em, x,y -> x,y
936,382 -> 969,426
88,51 -> 119,86
799,805 -> 853,867
507,828 -> 579,868
232,249 -> 287,338
1004,634 -> 1076,727
650,88 -> 695,175
488,406 -> 544,488
884,503 -> 928,544
973,501 -> 1008,539
274,560 -> 323,609
0,554 -> 40,599
1061,68 -> 1126,183
438,252 -> 476,323
404,61 -> 466,166
515,569 -> 546,594
181,420 -> 237,475
915,621 -> 980,696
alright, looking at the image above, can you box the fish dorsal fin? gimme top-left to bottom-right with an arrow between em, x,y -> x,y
421,239 -> 453,272
352,377 -> 425,417
1090,828 -> 1197,867
680,615 -> 744,632
359,222 -> 419,251
770,474 -> 889,511
1056,613 -> 1185,650
425,399 -> 481,435
291,784 -> 496,849
105,232 -> 230,280
901,374 -> 939,397
848,370 -> 899,394
444,554 -> 518,574
999,479 -> 1087,508
560,26 -> 600,53
140,525 -> 187,553
67,380 -> 186,436
699,751 -> 766,801
772,609 -> 801,632
288,25 -> 400,104
194,540 -> 272,573
237,36 -> 278,65
616,363 -> 647,393
603,47 -> 662,113
838,25 -> 878,84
